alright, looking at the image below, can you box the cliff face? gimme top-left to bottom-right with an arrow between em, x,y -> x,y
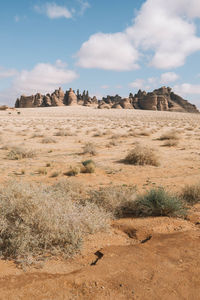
15,86 -> 199,113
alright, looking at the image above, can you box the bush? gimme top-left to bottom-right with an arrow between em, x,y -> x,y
81,160 -> 96,173
124,145 -> 159,166
133,188 -> 186,217
181,184 -> 200,205
82,142 -> 97,156
64,166 -> 81,176
158,131 -> 179,141
41,137 -> 57,144
0,181 -> 109,263
88,185 -> 136,217
163,139 -> 179,147
7,147 -> 36,160
54,129 -> 73,136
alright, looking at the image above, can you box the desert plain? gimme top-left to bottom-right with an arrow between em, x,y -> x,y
0,106 -> 199,299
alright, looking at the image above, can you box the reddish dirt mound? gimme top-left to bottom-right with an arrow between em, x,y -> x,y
0,217 -> 199,300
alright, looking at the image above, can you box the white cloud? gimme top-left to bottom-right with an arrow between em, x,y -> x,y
77,32 -> 139,71
0,61 -> 78,105
173,83 -> 200,95
78,0 -> 90,15
12,61 -> 78,95
34,3 -> 73,19
161,72 -> 179,84
0,67 -> 17,79
77,0 -> 200,70
129,79 -> 145,89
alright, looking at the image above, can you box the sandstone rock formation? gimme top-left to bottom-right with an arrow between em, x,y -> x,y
15,86 -> 199,113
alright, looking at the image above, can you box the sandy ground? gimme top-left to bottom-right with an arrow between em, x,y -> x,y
0,106 -> 200,299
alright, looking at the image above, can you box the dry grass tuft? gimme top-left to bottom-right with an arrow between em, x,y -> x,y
82,142 -> 97,156
158,130 -> 179,141
124,145 -> 159,166
181,183 -> 200,205
7,147 -> 36,160
163,139 -> 179,147
41,137 -> 57,144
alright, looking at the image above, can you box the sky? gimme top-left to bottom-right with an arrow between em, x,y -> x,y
1,0 -> 200,107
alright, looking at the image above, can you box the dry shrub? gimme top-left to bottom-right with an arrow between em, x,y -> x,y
54,129 -> 73,136
81,160 -> 96,173
163,139 -> 179,147
7,147 -> 36,160
41,137 -> 57,144
181,183 -> 200,205
64,165 -> 81,176
82,142 -> 97,156
158,130 -> 179,141
124,145 -> 159,166
0,181 -> 109,263
88,185 -> 136,217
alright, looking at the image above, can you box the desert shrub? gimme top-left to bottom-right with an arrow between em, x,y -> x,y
88,185 -> 136,217
36,168 -> 47,175
82,142 -> 97,156
30,133 -> 44,138
124,145 -> 159,166
158,131 -> 179,141
163,139 -> 179,147
181,183 -> 200,205
64,165 -> 81,176
132,188 -> 186,217
81,160 -> 96,173
0,181 -> 109,263
50,171 -> 59,178
7,147 -> 36,160
54,129 -> 73,136
41,137 -> 57,144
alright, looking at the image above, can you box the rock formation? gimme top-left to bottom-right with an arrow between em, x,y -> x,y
15,86 -> 199,113
98,86 -> 199,113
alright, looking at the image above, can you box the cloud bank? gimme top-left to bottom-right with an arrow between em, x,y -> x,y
77,0 -> 200,70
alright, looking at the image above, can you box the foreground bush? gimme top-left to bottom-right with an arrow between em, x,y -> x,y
0,181 -> 109,262
133,188 -> 186,217
181,183 -> 200,204
124,145 -> 159,166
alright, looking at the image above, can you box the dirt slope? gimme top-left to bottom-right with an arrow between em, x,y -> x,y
0,217 -> 199,300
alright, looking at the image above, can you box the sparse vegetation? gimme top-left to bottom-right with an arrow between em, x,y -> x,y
163,139 -> 179,147
82,142 -> 97,156
181,183 -> 200,204
41,137 -> 57,144
7,147 -> 36,160
158,131 -> 179,141
124,145 -> 159,166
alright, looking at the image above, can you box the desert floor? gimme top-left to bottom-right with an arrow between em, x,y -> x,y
0,106 -> 199,299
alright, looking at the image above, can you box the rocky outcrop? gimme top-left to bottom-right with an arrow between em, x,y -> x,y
15,86 -> 199,113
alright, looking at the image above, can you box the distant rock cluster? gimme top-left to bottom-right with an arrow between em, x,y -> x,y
15,88 -> 98,108
15,86 -> 199,113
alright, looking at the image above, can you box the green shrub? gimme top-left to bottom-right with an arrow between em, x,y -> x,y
133,188 -> 186,217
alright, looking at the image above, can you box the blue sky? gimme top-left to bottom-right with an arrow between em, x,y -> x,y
1,0 -> 200,107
